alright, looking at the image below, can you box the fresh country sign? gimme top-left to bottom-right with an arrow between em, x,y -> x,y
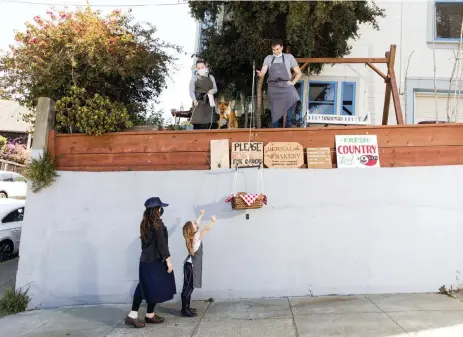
335,135 -> 380,168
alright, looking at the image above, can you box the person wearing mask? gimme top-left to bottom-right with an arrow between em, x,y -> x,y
125,197 -> 176,328
256,39 -> 302,128
189,59 -> 218,129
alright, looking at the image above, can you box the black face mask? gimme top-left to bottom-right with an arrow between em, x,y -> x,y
160,207 -> 164,216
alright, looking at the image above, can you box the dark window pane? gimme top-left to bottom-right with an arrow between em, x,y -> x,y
308,82 -> 336,103
341,82 -> 355,116
2,208 -> 24,224
436,3 -> 463,39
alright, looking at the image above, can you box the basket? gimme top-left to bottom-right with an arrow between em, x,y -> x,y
231,192 -> 264,210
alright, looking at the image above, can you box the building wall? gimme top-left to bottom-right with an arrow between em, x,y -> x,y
16,167 -> 463,309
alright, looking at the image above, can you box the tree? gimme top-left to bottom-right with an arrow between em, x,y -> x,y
0,7 -> 182,132
188,1 -> 384,97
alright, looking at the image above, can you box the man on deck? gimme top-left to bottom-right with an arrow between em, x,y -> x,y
256,39 -> 302,128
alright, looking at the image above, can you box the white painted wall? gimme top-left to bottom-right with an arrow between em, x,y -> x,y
16,167 -> 463,309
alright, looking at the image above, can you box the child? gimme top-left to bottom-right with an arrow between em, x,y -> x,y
181,209 -> 217,317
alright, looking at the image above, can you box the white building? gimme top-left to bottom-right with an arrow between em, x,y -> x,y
194,1 -> 463,125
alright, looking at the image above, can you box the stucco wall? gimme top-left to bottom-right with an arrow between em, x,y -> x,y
16,167 -> 463,309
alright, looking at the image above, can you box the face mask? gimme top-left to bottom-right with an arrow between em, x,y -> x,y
198,68 -> 209,76
160,207 -> 164,216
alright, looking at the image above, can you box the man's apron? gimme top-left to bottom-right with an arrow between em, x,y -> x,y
267,54 -> 300,123
190,76 -> 217,125
189,242 -> 203,288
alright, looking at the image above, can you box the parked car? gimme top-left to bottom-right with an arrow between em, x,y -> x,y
0,171 -> 27,199
0,199 -> 25,262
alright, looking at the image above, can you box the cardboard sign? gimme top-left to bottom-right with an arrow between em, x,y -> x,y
306,147 -> 332,169
264,142 -> 304,168
231,142 -> 263,168
210,139 -> 230,170
335,135 -> 380,168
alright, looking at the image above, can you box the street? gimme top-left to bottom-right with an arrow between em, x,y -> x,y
0,257 -> 17,298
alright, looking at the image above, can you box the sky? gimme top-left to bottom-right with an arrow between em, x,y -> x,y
0,0 -> 197,122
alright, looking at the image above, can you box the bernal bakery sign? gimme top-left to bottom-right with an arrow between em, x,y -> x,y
264,142 -> 304,168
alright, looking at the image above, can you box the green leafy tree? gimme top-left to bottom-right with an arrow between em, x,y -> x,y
189,1 -> 384,95
0,7 -> 182,130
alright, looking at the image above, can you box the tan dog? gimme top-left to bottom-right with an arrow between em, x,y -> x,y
218,100 -> 229,129
227,100 -> 239,129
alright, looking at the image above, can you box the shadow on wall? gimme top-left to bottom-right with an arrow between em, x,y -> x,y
77,238 -> 100,305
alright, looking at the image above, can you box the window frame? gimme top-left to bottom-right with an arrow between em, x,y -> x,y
433,0 -> 463,42
307,80 -> 338,116
340,81 -> 357,116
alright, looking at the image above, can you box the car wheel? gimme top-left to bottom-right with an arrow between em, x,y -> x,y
0,192 -> 7,198
0,241 -> 13,263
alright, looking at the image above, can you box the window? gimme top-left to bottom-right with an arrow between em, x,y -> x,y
435,1 -> 463,40
13,174 -> 27,183
308,81 -> 337,115
2,207 -> 24,224
341,82 -> 356,116
0,173 -> 14,182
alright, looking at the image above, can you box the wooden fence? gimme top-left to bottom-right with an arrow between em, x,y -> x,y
48,123 -> 463,171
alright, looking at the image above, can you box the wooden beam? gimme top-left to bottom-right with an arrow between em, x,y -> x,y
366,62 -> 387,81
296,57 -> 389,64
387,45 -> 404,125
390,69 -> 404,124
382,83 -> 392,125
300,60 -> 310,71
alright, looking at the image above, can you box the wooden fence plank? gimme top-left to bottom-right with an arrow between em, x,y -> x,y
58,152 -> 210,169
55,124 -> 463,154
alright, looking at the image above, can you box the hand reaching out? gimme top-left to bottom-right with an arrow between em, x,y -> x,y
200,209 -> 206,215
211,215 -> 216,222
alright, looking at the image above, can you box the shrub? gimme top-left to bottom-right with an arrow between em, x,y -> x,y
0,8 -> 182,127
0,287 -> 30,317
24,151 -> 58,193
55,86 -> 132,135
0,142 -> 29,165
0,136 -> 7,150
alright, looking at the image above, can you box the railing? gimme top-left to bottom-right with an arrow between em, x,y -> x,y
0,159 -> 26,174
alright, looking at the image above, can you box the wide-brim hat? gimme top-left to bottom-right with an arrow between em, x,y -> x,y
144,197 -> 169,209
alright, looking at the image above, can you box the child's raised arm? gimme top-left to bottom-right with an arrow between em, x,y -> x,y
195,209 -> 206,225
200,216 -> 217,239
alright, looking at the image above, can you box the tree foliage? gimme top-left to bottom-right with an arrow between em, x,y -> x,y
189,1 -> 385,95
0,8 -> 182,128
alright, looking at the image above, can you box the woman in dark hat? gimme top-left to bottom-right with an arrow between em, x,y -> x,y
125,197 -> 177,328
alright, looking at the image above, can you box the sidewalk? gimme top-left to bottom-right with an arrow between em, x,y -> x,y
0,293 -> 462,337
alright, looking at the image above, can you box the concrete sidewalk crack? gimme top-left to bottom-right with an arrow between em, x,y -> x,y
191,301 -> 212,337
287,297 -> 300,337
365,295 -> 410,335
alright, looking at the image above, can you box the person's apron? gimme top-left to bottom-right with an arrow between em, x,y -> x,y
190,76 -> 217,125
267,54 -> 300,123
189,242 -> 203,288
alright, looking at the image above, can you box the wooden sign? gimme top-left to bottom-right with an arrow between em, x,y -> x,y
264,142 -> 304,168
210,139 -> 230,170
306,148 -> 332,169
335,135 -> 380,168
231,142 -> 263,168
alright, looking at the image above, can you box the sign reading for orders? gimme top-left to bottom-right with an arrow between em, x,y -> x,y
335,135 -> 380,168
231,142 -> 264,168
264,142 -> 304,168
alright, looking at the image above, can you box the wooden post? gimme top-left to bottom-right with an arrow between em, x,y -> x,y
383,45 -> 404,125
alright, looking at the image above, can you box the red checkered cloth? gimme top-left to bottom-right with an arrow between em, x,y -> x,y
240,194 -> 260,206
225,195 -> 233,203
263,194 -> 268,205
